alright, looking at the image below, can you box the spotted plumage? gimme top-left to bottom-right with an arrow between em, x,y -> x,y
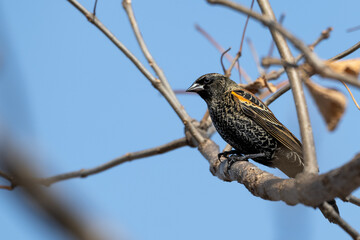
187,73 -> 338,213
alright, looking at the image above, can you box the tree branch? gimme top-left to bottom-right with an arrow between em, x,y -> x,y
37,137 -> 189,186
345,195 -> 360,207
207,0 -> 360,88
257,0 -> 318,174
330,41 -> 360,61
1,143 -> 106,240
198,139 -> 360,208
264,83 -> 290,105
225,0 -> 254,77
195,24 -> 252,83
67,0 -> 205,145
263,27 -> 332,81
122,0 -> 174,96
319,202 -> 360,240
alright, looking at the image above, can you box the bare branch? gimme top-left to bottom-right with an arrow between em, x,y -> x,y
66,0 -> 204,144
345,195 -> 360,207
256,0 -> 318,174
261,57 -> 299,68
207,0 -> 360,88
265,13 -> 285,62
309,27 -> 332,50
263,27 -> 333,81
195,24 -> 252,83
247,38 -> 265,75
330,41 -> 360,61
37,137 -> 189,186
1,143 -> 106,240
92,0 -> 98,16
122,0 -> 174,95
199,139 -> 360,208
264,83 -> 290,105
225,0 -> 254,77
319,202 -> 360,240
347,25 -> 360,33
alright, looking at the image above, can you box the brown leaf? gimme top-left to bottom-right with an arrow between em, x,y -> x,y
326,58 -> 360,77
243,77 -> 276,94
305,79 -> 347,131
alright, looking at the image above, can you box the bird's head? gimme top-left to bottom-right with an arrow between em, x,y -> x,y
186,73 -> 237,102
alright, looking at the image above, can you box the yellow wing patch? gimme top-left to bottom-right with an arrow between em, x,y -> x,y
231,91 -> 252,104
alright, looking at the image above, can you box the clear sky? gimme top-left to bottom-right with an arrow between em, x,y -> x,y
0,0 -> 359,239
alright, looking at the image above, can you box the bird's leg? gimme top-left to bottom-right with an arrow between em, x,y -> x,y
225,153 -> 267,174
218,150 -> 239,161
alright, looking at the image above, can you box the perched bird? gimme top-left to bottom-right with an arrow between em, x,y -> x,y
187,73 -> 338,214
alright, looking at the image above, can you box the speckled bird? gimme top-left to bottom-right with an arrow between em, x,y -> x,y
187,73 -> 340,214
187,73 -> 305,177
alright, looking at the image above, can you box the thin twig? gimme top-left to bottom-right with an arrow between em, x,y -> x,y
195,24 -> 252,83
225,0 -> 254,77
256,0 -> 318,174
247,38 -> 264,75
122,0 -> 174,95
309,27 -> 332,50
264,83 -> 290,105
37,137 -> 188,186
261,57 -> 299,68
93,0 -> 98,16
221,48 -> 232,74
121,0 -> 205,143
330,41 -> 360,61
207,0 -> 360,88
264,26 -> 332,82
67,0 -> 204,144
265,13 -> 285,62
345,195 -> 360,207
347,25 -> 360,33
319,202 -> 360,240
341,81 -> 360,110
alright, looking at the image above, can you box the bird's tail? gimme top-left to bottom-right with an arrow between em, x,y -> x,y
327,199 -> 339,214
272,145 -> 340,220
319,199 -> 340,223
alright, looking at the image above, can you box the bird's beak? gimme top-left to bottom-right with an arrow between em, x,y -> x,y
186,83 -> 204,92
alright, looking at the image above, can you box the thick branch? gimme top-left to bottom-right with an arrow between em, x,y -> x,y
199,139 -> 360,208
257,0 -> 318,174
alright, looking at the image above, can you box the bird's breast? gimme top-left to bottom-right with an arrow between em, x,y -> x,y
207,97 -> 277,165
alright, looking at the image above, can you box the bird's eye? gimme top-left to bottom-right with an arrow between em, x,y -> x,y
203,78 -> 212,84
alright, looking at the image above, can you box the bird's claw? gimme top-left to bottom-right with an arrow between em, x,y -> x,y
222,153 -> 267,175
224,155 -> 249,174
218,150 -> 239,161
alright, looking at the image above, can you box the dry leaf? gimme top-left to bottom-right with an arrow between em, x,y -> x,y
243,77 -> 276,94
326,58 -> 360,77
305,79 -> 347,131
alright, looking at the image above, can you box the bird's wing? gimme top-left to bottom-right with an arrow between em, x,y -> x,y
231,89 -> 302,154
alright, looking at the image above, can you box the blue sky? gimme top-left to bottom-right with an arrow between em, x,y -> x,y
0,0 -> 359,239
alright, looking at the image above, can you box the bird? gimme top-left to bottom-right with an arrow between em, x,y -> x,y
186,73 -> 339,214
